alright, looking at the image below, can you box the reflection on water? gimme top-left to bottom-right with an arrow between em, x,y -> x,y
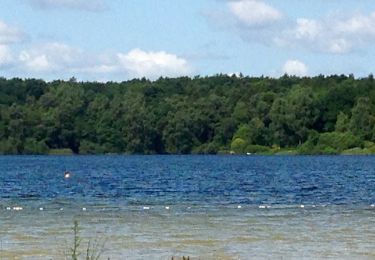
1,205 -> 375,259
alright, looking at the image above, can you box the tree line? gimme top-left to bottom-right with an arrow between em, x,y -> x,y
1,74 -> 375,155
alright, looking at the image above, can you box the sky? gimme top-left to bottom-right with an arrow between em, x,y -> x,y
1,0 -> 375,81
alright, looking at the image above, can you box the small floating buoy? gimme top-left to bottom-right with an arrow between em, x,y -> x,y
64,171 -> 71,179
300,205 -> 305,208
39,207 -> 44,211
237,205 -> 242,209
165,206 -> 170,210
82,207 -> 87,211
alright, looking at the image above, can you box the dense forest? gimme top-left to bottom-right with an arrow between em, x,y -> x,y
1,74 -> 375,155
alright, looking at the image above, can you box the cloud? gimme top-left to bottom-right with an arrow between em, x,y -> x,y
117,49 -> 192,79
27,0 -> 109,12
228,0 -> 283,27
204,0 -> 285,46
209,2 -> 375,55
282,59 -> 308,76
277,12 -> 375,54
0,20 -> 26,44
0,45 -> 13,67
19,42 -> 85,72
15,43 -> 192,80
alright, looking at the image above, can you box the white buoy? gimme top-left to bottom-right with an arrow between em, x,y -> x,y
165,206 -> 170,210
82,207 -> 87,211
237,205 -> 242,209
39,207 -> 44,211
64,171 -> 71,179
300,205 -> 305,208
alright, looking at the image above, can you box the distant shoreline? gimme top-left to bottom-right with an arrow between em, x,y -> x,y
1,75 -> 375,156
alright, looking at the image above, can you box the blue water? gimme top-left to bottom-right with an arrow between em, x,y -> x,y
1,155 -> 375,259
1,155 -> 374,207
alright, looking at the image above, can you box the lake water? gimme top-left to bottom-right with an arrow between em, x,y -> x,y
1,155 -> 375,259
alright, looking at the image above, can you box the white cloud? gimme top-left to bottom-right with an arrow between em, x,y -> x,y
0,20 -> 25,45
228,0 -> 283,27
277,12 -> 375,54
15,43 -> 192,80
0,45 -> 13,67
212,2 -> 375,55
117,49 -> 191,79
282,59 -> 308,76
18,42 -> 84,72
27,0 -> 108,12
294,18 -> 320,40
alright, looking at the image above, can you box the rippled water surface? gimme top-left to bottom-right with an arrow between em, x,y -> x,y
1,155 -> 375,259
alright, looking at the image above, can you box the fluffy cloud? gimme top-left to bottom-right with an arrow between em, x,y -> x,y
282,59 -> 308,76
19,42 -> 85,72
0,20 -> 25,45
27,0 -> 108,12
117,49 -> 191,79
217,1 -> 375,55
228,0 -> 283,27
16,43 -> 191,80
277,12 -> 375,54
0,45 -> 13,67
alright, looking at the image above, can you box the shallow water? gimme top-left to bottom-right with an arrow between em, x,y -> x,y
1,155 -> 375,259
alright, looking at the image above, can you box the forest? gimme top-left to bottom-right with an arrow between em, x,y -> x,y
1,74 -> 375,155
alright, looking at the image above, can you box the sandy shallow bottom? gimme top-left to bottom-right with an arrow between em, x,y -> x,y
1,204 -> 375,259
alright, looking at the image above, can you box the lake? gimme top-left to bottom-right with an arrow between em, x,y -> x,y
1,155 -> 375,259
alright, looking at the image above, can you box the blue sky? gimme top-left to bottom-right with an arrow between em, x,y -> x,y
1,0 -> 375,81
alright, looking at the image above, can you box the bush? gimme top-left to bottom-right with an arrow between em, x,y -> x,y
79,140 -> 107,155
245,144 -> 271,154
230,138 -> 247,153
0,138 -> 18,154
341,147 -> 371,155
192,142 -> 219,154
23,138 -> 49,154
49,148 -> 74,155
299,131 -> 362,155
318,132 -> 362,151
314,145 -> 339,155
